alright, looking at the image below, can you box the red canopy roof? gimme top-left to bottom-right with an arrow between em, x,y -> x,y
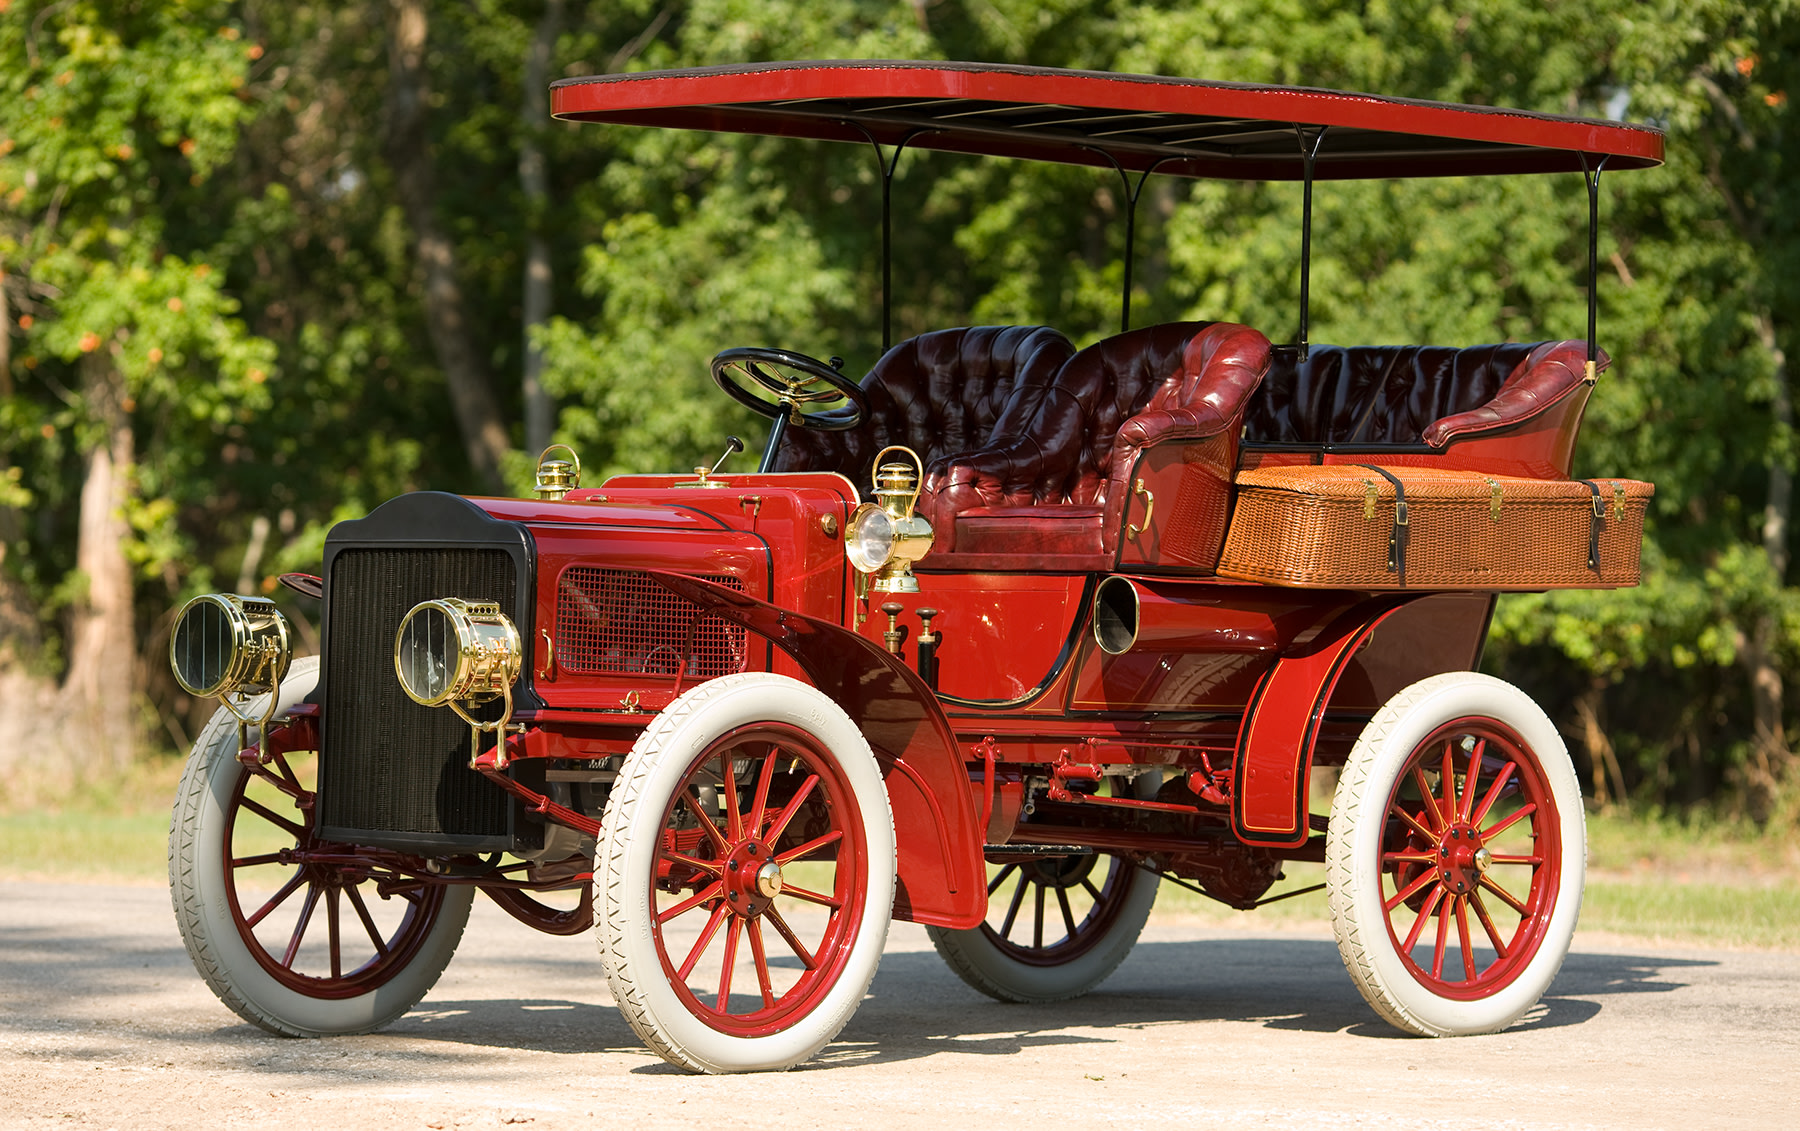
552,61 -> 1663,180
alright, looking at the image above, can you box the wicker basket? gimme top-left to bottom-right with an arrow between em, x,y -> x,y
1216,465 -> 1654,590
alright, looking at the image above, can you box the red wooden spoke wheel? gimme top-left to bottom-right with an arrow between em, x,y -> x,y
597,673 -> 894,1073
1327,672 -> 1584,1037
648,722 -> 868,1035
221,751 -> 454,997
170,658 -> 472,1037
927,780 -> 1159,1003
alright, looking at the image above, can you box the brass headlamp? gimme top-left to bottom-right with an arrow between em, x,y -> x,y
393,598 -> 524,764
169,593 -> 294,726
846,445 -> 934,593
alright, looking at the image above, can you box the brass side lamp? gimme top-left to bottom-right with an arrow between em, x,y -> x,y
169,593 -> 295,752
845,445 -> 934,593
534,443 -> 582,500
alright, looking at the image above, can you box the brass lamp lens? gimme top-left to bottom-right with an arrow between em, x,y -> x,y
169,593 -> 292,700
393,598 -> 521,708
845,504 -> 896,573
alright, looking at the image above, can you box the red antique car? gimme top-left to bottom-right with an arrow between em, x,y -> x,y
164,62 -> 1663,1073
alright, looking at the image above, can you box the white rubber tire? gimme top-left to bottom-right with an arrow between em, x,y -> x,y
596,673 -> 895,1073
926,853 -> 1158,1003
1326,671 -> 1585,1037
168,656 -> 473,1036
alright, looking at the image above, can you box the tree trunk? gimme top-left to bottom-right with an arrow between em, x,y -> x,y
1743,311 -> 1792,820
385,0 -> 511,494
60,353 -> 137,767
0,262 -> 39,663
519,0 -> 562,458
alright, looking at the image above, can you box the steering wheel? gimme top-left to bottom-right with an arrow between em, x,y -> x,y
710,347 -> 869,432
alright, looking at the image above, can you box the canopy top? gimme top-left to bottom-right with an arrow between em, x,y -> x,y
553,60 -> 1663,180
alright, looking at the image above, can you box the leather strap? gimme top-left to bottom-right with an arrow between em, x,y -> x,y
1355,464 -> 1409,585
1579,479 -> 1605,571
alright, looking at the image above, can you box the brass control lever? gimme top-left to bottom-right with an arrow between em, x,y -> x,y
915,607 -> 940,690
880,601 -> 906,657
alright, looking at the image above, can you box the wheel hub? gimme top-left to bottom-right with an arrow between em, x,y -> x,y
1436,824 -> 1487,895
722,840 -> 781,917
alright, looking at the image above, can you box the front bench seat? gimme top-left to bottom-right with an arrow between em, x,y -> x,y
920,321 -> 1272,569
769,325 -> 1076,487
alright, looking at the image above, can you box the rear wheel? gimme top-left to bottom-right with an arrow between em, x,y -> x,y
169,657 -> 473,1036
596,673 -> 895,1073
926,847 -> 1158,1003
1326,672 -> 1584,1036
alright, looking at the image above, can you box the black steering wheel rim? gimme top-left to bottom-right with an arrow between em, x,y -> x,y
710,347 -> 868,432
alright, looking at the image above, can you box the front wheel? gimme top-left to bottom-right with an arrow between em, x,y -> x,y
168,656 -> 473,1036
1326,672 -> 1584,1036
596,673 -> 895,1073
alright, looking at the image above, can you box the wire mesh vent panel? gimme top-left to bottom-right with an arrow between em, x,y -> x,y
556,568 -> 748,680
320,548 -> 515,845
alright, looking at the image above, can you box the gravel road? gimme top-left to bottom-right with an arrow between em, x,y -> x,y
1,881 -> 1794,1130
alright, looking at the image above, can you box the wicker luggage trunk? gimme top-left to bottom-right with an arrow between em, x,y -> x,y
1216,465 -> 1654,590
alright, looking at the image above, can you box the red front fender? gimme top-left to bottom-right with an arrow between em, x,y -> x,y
647,571 -> 987,929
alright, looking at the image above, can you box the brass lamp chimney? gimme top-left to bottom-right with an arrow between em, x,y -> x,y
534,443 -> 581,500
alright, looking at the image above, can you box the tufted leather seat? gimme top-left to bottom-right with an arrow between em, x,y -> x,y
920,321 -> 1273,565
1243,341 -> 1605,450
770,325 -> 1075,487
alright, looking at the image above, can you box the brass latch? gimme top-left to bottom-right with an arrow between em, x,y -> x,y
1487,479 -> 1503,522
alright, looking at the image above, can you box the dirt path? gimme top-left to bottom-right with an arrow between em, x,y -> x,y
1,881 -> 1794,1129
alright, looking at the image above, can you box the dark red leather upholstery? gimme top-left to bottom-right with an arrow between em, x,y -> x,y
770,325 -> 1075,486
921,321 -> 1273,560
1243,341 -> 1607,447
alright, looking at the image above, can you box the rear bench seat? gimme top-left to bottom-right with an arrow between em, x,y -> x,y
1240,340 -> 1607,479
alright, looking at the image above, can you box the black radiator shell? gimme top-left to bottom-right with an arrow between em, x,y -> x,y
316,492 -> 542,854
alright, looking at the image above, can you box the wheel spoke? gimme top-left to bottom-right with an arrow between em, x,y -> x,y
243,870 -> 308,929
749,744 -> 779,838
1032,881 -> 1046,949
239,796 -> 307,840
1460,739 -> 1487,823
683,789 -> 731,854
231,851 -> 286,868
716,918 -> 741,1012
1478,873 -> 1530,916
721,753 -> 742,842
1454,896 -> 1476,981
281,882 -> 323,969
746,919 -> 776,1010
998,872 -> 1028,940
776,829 -> 843,865
1430,891 -> 1451,979
678,903 -> 731,980
1471,761 -> 1518,827
986,863 -> 1018,897
763,773 -> 820,846
1382,850 -> 1438,865
1392,804 -> 1439,843
1055,885 -> 1078,941
326,886 -> 343,979
1401,884 -> 1446,953
248,760 -> 310,804
1488,853 -> 1543,865
657,879 -> 724,925
1411,767 -> 1447,830
663,850 -> 724,877
345,884 -> 389,957
1385,866 -> 1439,913
1482,802 -> 1537,840
763,905 -> 817,969
780,883 -> 842,910
1469,889 -> 1509,958
1080,877 -> 1102,903
1439,744 -> 1458,826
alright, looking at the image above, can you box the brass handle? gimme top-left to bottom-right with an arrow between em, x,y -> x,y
1126,478 -> 1155,541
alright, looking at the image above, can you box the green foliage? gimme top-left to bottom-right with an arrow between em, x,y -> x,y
3,0 -> 1799,818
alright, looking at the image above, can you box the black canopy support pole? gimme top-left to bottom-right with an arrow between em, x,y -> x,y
851,125 -> 927,354
1579,152 -> 1610,385
1295,126 -> 1328,362
1084,149 -> 1177,333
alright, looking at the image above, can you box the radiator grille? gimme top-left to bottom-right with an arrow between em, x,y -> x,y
555,568 -> 747,680
319,548 -> 515,846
